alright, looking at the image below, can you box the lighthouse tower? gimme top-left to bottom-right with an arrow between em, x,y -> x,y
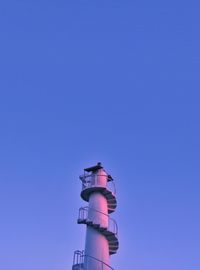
72,162 -> 119,270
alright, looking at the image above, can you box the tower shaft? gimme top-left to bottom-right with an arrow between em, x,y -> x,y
72,163 -> 119,270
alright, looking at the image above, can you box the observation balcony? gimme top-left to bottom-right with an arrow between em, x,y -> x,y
79,173 -> 117,214
72,250 -> 114,270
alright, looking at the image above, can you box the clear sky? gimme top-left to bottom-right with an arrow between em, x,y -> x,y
0,1 -> 200,270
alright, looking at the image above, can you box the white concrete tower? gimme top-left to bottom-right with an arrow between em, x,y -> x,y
72,163 -> 119,270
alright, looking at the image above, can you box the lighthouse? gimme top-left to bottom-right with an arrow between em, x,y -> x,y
72,162 -> 119,270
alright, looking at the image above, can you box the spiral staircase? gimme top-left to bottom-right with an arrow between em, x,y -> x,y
77,206 -> 118,255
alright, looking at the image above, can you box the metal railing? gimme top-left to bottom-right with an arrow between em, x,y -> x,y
72,250 -> 114,270
78,206 -> 118,236
79,173 -> 116,195
73,250 -> 84,266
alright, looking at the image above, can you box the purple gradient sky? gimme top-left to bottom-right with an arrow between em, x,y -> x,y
0,1 -> 200,270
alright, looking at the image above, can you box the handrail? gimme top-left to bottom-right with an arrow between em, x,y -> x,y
73,250 -> 114,270
78,206 -> 118,235
80,174 -> 116,195
73,250 -> 84,265
84,254 -> 114,270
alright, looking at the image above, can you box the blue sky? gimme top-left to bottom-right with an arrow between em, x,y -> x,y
0,1 -> 200,270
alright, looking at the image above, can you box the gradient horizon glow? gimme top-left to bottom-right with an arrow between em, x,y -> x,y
0,1 -> 200,270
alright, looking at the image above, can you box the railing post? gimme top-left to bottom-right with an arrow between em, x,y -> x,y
79,208 -> 81,220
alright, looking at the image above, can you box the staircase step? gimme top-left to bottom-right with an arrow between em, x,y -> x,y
86,221 -> 93,225
99,227 -> 107,232
109,243 -> 118,247
107,198 -> 116,203
103,231 -> 111,236
107,236 -> 116,241
109,248 -> 117,252
93,224 -> 100,229
109,245 -> 118,249
109,250 -> 117,254
106,194 -> 114,199
108,201 -> 116,205
77,218 -> 87,224
109,241 -> 119,246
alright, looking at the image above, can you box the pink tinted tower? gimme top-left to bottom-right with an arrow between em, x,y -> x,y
72,162 -> 119,270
